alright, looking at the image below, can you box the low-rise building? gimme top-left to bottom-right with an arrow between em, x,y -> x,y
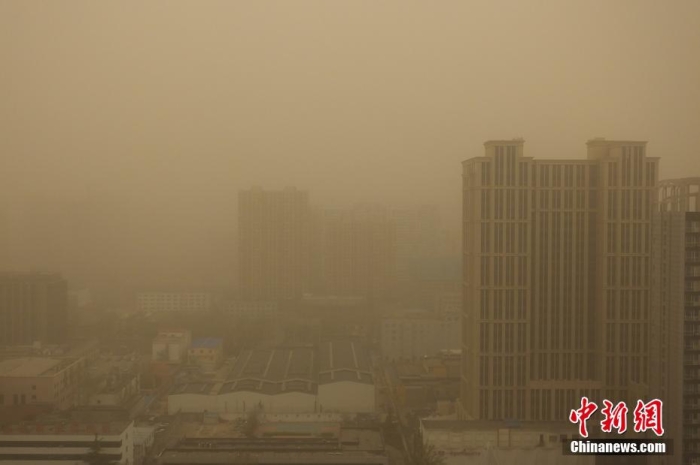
152,329 -> 191,364
137,292 -> 212,313
168,341 -> 375,415
420,419 -> 594,465
157,421 -> 387,465
0,357 -> 86,410
188,338 -> 224,373
391,352 -> 461,414
133,426 -> 155,465
0,414 -> 134,465
222,300 -> 279,319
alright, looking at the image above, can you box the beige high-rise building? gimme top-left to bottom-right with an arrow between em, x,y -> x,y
652,178 -> 700,465
238,187 -> 311,301
461,138 -> 658,422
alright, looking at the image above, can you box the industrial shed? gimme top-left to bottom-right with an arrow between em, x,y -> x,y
168,342 -> 375,415
317,341 -> 375,414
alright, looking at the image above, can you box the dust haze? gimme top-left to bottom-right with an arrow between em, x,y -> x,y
1,1 -> 699,294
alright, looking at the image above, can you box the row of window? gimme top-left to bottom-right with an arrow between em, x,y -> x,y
479,355 -> 528,387
478,323 -> 527,353
481,158 -> 599,189
479,289 -> 527,320
477,387 -> 616,421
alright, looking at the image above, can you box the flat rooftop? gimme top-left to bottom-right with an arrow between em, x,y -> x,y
0,413 -> 131,436
159,426 -> 385,464
421,419 -> 578,434
191,337 -> 224,349
0,357 -> 78,377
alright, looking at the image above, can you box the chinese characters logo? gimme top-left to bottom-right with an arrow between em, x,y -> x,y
569,397 -> 664,438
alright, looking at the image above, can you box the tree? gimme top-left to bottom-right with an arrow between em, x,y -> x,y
84,434 -> 119,465
412,438 -> 446,465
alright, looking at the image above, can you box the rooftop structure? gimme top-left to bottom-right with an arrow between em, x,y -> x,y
317,341 -> 373,385
168,342 -> 376,414
157,424 -> 386,465
0,357 -> 86,410
191,338 -> 223,349
0,411 -> 135,464
0,357 -> 77,377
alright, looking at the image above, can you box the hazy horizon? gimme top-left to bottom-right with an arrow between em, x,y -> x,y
2,0 -> 699,297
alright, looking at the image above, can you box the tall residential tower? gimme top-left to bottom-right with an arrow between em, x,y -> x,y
461,138 -> 658,422
653,178 -> 700,465
0,272 -> 68,346
238,187 -> 311,301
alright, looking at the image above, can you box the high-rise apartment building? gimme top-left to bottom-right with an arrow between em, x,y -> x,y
0,272 -> 68,346
461,138 -> 658,422
238,187 -> 311,301
316,205 -> 397,301
652,178 -> 700,465
389,205 -> 442,282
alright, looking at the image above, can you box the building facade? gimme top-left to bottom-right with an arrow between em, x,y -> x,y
0,418 -> 134,465
381,310 -> 460,361
0,272 -> 68,346
136,292 -> 212,313
652,178 -> 700,465
238,187 -> 311,301
151,329 -> 192,365
461,138 -> 658,421
188,338 -> 224,373
0,357 -> 87,410
168,341 -> 375,415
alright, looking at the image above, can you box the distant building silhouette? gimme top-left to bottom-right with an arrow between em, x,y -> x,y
312,205 -> 397,301
460,138 -> 658,422
238,187 -> 311,301
0,272 -> 68,346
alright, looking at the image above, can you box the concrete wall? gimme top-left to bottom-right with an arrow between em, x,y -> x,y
318,382 -> 375,413
0,358 -> 86,410
168,391 -> 317,415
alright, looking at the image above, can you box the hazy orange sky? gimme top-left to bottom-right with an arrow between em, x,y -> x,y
1,1 -> 699,293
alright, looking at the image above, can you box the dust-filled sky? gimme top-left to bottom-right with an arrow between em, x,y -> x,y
1,1 -> 699,297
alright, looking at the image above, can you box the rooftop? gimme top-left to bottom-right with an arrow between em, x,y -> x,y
421,419 -> 578,434
172,342 -> 374,395
0,410 -> 132,436
191,338 -> 224,349
0,357 -> 79,378
220,346 -> 317,395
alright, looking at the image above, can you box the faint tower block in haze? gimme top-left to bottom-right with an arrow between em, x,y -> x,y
237,187 -> 311,301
